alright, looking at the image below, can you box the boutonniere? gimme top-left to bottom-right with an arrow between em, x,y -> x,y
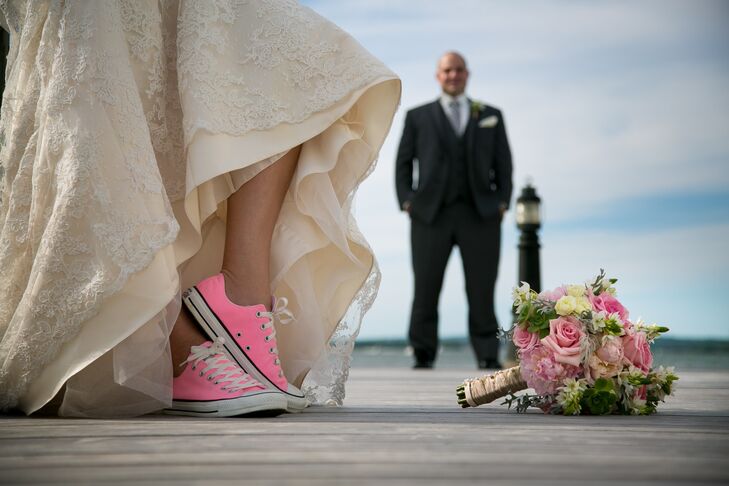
479,115 -> 499,128
470,100 -> 484,119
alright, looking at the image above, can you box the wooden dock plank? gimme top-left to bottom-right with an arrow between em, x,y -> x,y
1,369 -> 727,484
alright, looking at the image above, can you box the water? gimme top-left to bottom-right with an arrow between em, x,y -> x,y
351,337 -> 729,370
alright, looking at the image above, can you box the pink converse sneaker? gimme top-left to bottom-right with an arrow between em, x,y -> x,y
183,274 -> 309,412
164,339 -> 287,417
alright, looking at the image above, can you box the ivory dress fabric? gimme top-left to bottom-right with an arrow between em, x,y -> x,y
0,0 -> 400,416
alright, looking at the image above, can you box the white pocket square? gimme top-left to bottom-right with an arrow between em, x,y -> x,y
479,115 -> 499,128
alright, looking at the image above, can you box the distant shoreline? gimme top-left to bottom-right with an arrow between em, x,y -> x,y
352,336 -> 729,370
355,336 -> 729,349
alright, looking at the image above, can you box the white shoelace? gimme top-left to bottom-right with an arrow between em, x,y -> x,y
183,338 -> 262,392
257,297 -> 295,375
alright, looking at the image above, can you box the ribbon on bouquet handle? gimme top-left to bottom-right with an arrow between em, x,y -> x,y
457,366 -> 528,408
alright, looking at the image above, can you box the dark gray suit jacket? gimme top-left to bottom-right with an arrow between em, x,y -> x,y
395,99 -> 513,224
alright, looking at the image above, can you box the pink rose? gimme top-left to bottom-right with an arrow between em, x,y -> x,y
587,355 -> 621,383
622,331 -> 653,372
589,292 -> 629,321
520,344 -> 581,395
541,316 -> 584,367
596,338 -> 624,364
513,326 -> 539,351
586,339 -> 625,382
539,286 -> 567,302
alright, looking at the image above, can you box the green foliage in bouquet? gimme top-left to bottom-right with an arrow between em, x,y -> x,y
614,367 -> 680,415
513,292 -> 557,339
580,378 -> 618,415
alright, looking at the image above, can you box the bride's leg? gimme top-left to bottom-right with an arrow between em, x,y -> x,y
221,145 -> 301,309
169,146 -> 301,375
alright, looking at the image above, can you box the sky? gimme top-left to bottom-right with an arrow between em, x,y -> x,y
302,0 -> 729,341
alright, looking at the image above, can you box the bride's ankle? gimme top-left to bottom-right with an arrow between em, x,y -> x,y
220,269 -> 271,310
170,308 -> 208,377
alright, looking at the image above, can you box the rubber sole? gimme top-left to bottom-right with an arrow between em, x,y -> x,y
162,391 -> 287,418
183,287 -> 310,413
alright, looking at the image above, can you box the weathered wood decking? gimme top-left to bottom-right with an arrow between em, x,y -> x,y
1,368 -> 728,484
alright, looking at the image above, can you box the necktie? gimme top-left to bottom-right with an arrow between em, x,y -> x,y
449,100 -> 461,134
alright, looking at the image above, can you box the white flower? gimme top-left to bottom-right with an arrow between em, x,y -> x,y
574,296 -> 592,315
556,378 -> 587,415
567,285 -> 586,298
512,281 -> 532,303
628,397 -> 647,415
653,365 -> 675,383
594,312 -> 625,336
555,295 -> 577,315
596,275 -> 617,294
591,311 -> 607,330
478,115 -> 499,128
563,377 -> 587,394
650,366 -> 677,400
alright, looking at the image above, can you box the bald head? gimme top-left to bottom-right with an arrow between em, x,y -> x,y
438,51 -> 467,69
436,51 -> 469,96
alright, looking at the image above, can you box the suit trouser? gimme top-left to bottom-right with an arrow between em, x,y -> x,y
408,200 -> 501,363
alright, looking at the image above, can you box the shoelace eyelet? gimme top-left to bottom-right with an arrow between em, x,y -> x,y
260,323 -> 266,330
255,311 -> 262,318
199,371 -> 204,377
236,332 -> 241,337
245,345 -> 251,351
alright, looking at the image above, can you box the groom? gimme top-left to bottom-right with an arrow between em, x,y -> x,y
395,51 -> 513,369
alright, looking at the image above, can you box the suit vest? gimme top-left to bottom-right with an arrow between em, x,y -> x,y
443,128 -> 473,206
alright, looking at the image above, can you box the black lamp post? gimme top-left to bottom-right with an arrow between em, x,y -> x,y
515,183 -> 542,293
503,182 -> 542,367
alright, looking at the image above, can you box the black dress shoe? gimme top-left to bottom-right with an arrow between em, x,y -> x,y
478,359 -> 501,370
413,360 -> 434,369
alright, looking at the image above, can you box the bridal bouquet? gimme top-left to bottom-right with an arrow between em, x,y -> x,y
456,270 -> 678,415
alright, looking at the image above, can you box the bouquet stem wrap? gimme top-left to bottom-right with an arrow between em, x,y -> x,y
457,366 -> 527,408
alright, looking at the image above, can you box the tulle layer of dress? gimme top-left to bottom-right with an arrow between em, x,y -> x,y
0,0 -> 400,416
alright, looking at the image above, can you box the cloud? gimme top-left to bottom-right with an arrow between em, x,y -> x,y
502,66 -> 729,221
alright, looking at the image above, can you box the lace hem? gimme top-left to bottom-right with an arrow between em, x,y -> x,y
302,259 -> 380,405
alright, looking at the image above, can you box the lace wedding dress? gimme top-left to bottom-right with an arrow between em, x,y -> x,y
0,0 -> 400,416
